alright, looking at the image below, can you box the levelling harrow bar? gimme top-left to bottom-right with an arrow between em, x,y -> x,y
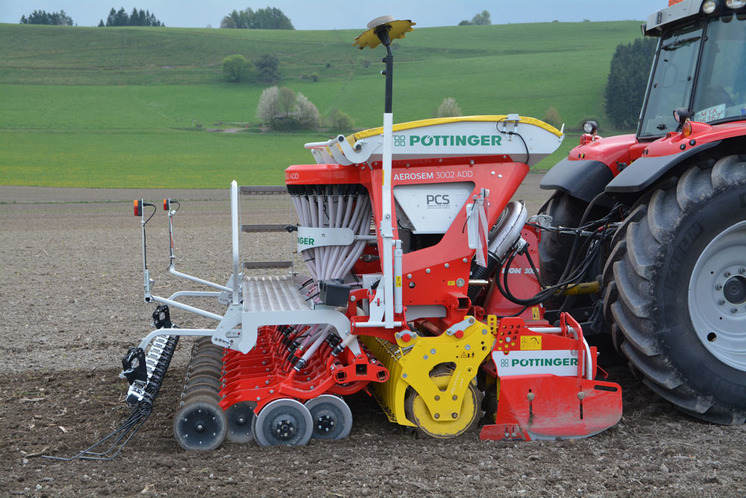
45,307 -> 178,461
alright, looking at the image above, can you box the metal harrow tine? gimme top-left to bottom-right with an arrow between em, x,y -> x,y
43,405 -> 151,461
44,329 -> 178,461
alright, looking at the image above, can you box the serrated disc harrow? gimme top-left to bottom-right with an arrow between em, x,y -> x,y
171,324 -> 388,449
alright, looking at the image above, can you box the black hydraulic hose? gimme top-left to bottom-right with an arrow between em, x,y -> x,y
552,190 -> 607,285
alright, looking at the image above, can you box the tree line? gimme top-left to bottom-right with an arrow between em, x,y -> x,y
18,7 -> 164,27
20,10 -> 74,25
220,7 -> 294,30
459,11 -> 491,26
98,8 -> 164,27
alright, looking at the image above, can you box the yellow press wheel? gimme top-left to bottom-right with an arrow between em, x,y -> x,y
403,368 -> 483,438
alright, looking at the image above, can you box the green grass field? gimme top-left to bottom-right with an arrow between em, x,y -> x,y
0,21 -> 643,188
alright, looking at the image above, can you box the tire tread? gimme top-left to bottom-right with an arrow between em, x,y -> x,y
604,158 -> 746,424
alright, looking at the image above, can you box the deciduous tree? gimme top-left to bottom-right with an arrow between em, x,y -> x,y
256,86 -> 320,131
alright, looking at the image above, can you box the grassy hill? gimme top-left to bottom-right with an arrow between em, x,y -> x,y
0,21 -> 643,188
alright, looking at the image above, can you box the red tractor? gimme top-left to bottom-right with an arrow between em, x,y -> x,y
539,0 -> 746,424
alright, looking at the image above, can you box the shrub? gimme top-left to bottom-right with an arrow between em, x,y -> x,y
435,98 -> 463,118
255,54 -> 281,83
221,54 -> 253,83
327,108 -> 354,132
543,106 -> 563,129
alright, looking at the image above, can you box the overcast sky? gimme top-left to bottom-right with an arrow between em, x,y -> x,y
0,0 -> 657,29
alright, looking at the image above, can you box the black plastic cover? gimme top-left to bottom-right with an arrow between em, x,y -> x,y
319,279 -> 351,307
606,141 -> 721,193
540,158 -> 614,203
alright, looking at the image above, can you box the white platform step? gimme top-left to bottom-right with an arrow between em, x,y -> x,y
243,276 -> 311,313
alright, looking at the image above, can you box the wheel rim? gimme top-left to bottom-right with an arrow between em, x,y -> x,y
225,401 -> 256,444
305,395 -> 353,440
689,220 -> 746,371
404,371 -> 481,438
252,398 -> 313,447
173,400 -> 227,451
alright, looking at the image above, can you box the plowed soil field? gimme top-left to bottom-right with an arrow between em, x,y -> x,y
1,178 -> 744,497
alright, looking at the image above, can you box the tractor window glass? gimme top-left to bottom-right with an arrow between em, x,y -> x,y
692,16 -> 746,124
638,24 -> 702,138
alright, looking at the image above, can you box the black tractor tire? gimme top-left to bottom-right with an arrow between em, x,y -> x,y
538,192 -> 587,292
603,157 -> 746,424
538,192 -> 609,330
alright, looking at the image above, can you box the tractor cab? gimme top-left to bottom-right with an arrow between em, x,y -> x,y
639,0 -> 746,139
541,0 -> 746,202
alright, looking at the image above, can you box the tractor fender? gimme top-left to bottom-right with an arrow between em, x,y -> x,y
606,140 -> 722,193
539,157 -> 614,204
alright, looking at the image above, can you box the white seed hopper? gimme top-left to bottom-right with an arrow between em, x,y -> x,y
305,115 -> 564,167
